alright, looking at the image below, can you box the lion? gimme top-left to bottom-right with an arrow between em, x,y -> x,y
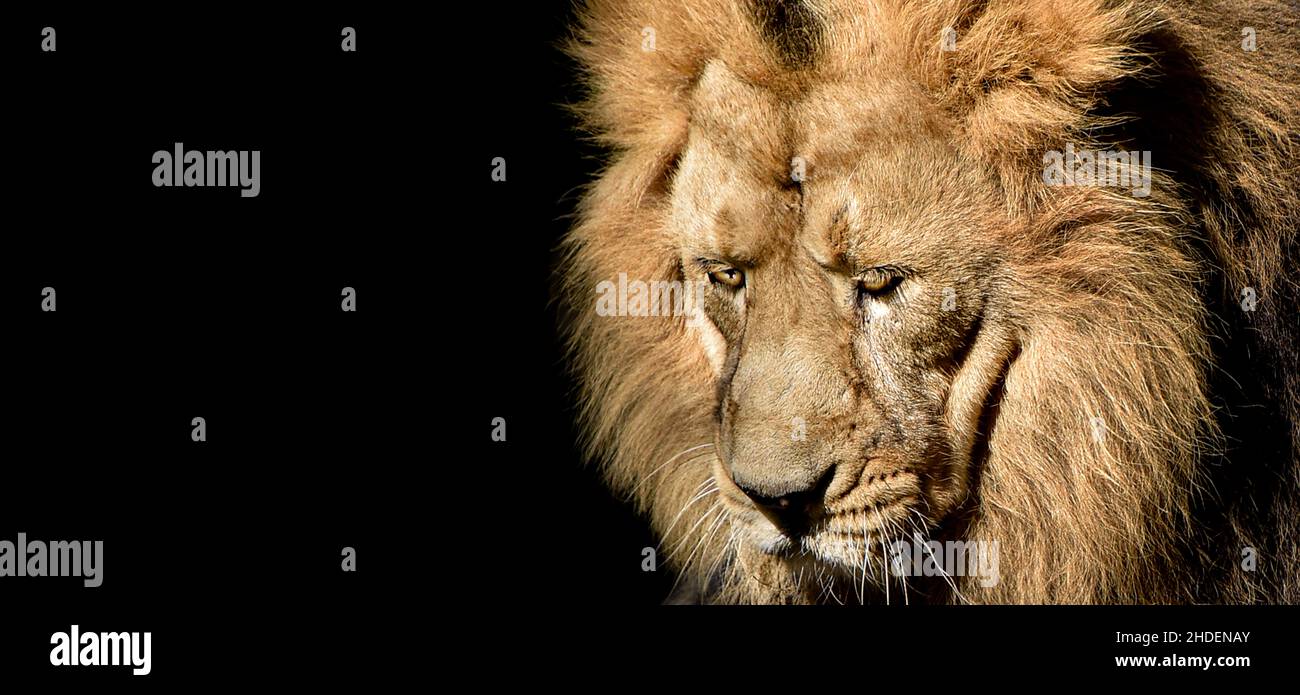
558,0 -> 1300,604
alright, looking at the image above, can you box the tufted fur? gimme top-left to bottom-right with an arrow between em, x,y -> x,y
558,0 -> 1300,604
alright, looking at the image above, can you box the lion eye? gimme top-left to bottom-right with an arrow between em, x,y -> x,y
858,269 -> 902,298
708,267 -> 746,289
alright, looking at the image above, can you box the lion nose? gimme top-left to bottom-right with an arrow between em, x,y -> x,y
733,468 -> 833,536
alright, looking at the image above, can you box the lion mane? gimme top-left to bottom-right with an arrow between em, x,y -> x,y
558,0 -> 1300,603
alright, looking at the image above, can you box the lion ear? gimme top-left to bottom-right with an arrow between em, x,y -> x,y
931,1 -> 1151,195
567,0 -> 776,158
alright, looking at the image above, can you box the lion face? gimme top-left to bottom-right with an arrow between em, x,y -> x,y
673,61 -> 1015,578
566,0 -> 1298,603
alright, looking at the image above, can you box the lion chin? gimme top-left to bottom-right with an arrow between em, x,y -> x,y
561,0 -> 1300,604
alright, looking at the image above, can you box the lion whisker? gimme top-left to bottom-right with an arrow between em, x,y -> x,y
908,509 -> 971,605
674,506 -> 729,593
626,443 -> 715,502
857,514 -> 870,605
874,508 -> 890,607
664,498 -> 721,561
702,526 -> 739,594
658,477 -> 717,544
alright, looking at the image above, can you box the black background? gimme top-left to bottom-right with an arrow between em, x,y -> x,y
1,2 -> 667,685
2,5 -> 432,687
1,2 -> 1295,685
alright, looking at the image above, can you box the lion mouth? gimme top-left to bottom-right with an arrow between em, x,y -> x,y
719,456 -> 935,571
753,497 -> 927,570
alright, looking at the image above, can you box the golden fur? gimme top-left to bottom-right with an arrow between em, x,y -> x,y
559,0 -> 1300,603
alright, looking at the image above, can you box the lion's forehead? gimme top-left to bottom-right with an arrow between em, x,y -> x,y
691,61 -> 947,177
679,62 -> 993,263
